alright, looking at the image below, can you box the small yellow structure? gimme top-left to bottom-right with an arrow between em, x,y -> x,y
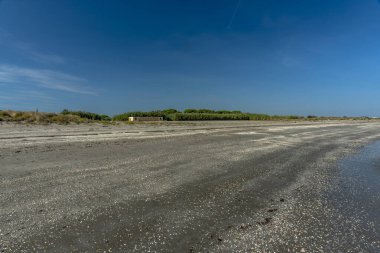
128,117 -> 163,122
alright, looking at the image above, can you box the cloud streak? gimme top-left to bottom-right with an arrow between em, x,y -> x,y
0,64 -> 97,95
15,42 -> 66,65
227,0 -> 241,29
31,52 -> 66,65
0,28 -> 66,65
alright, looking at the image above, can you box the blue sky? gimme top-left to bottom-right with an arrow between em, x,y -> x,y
1,0 -> 380,116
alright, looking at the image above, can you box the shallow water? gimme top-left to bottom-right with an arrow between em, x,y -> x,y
331,140 -> 380,251
339,140 -> 380,222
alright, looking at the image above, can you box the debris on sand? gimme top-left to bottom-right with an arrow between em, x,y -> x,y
256,217 -> 272,225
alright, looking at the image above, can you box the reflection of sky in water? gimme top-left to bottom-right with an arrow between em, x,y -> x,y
340,141 -> 380,193
336,140 -> 380,239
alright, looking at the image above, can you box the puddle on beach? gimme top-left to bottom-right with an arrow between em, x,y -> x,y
338,140 -> 380,220
327,140 -> 380,250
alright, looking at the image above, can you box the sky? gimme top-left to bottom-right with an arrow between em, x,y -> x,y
1,0 -> 380,116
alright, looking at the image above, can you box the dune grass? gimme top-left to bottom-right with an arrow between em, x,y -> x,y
0,110 -> 112,124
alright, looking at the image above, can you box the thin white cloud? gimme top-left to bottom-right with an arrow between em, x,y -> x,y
0,90 -> 54,101
32,52 -> 65,65
0,64 -> 97,95
15,42 -> 66,65
0,28 -> 66,65
227,0 -> 241,29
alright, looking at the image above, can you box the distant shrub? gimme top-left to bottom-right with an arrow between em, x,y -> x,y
113,109 -> 180,121
0,110 -> 12,118
287,115 -> 302,119
183,109 -> 242,114
0,110 -> 13,121
61,109 -> 70,114
100,114 -> 111,121
248,113 -> 272,120
269,115 -> 303,120
161,108 -> 179,114
61,109 -> 110,121
51,114 -> 83,124
14,112 -> 34,121
113,111 -> 165,121
166,113 -> 250,121
215,110 -> 243,114
183,109 -> 221,113
36,113 -> 56,124
197,109 -> 215,113
183,109 -> 198,113
215,110 -> 230,114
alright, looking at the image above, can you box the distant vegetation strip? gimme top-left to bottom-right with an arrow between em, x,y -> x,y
0,108 -> 374,124
112,109 -> 302,121
167,113 -> 250,121
0,109 -> 111,124
61,109 -> 111,121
